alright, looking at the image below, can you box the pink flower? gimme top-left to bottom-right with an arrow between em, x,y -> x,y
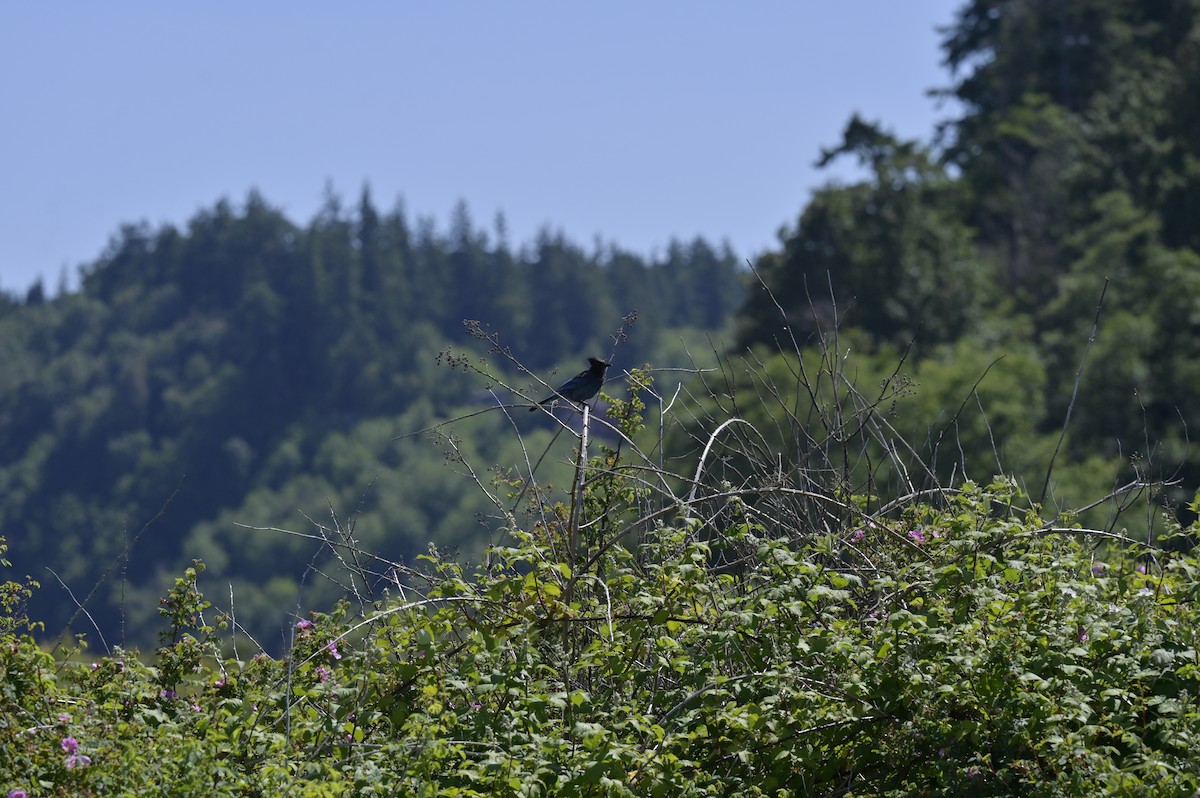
850,528 -> 867,543
61,737 -> 79,755
57,713 -> 71,724
65,754 -> 92,769
908,529 -> 927,544
9,790 -> 28,798
327,641 -> 342,660
316,667 -> 331,683
295,619 -> 313,630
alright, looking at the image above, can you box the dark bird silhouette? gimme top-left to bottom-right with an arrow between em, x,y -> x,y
529,357 -> 611,411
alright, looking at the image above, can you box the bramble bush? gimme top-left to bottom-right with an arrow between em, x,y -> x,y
3,341 -> 1200,796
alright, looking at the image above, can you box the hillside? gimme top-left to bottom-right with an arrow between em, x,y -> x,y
0,193 -> 743,648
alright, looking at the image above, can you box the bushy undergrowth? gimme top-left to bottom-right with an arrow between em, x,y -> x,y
3,481 -> 1200,796
3,354 -> 1200,796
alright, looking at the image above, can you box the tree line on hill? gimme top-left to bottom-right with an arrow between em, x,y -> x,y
0,191 -> 743,647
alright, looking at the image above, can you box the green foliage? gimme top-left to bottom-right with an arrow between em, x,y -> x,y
3,438 -> 1200,794
0,539 -> 38,637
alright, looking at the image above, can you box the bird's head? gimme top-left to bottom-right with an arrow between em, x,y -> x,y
588,357 -> 611,370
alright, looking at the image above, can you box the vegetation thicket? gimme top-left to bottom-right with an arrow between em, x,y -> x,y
3,349 -> 1200,795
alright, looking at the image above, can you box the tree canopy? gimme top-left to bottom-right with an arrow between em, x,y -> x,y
740,0 -> 1200,515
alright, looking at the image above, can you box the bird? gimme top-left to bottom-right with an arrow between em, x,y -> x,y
529,357 -> 611,411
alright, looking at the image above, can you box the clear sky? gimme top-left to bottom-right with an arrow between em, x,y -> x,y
1,2 -> 964,296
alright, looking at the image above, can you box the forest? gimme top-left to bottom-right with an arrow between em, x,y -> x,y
4,0 -> 1200,793
0,190 -> 743,648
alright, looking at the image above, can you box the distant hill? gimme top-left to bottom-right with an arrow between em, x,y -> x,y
0,190 -> 744,648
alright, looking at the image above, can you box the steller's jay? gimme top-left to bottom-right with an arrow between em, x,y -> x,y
529,357 -> 611,411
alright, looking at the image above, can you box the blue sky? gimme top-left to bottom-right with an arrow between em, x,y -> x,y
1,2 -> 963,295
